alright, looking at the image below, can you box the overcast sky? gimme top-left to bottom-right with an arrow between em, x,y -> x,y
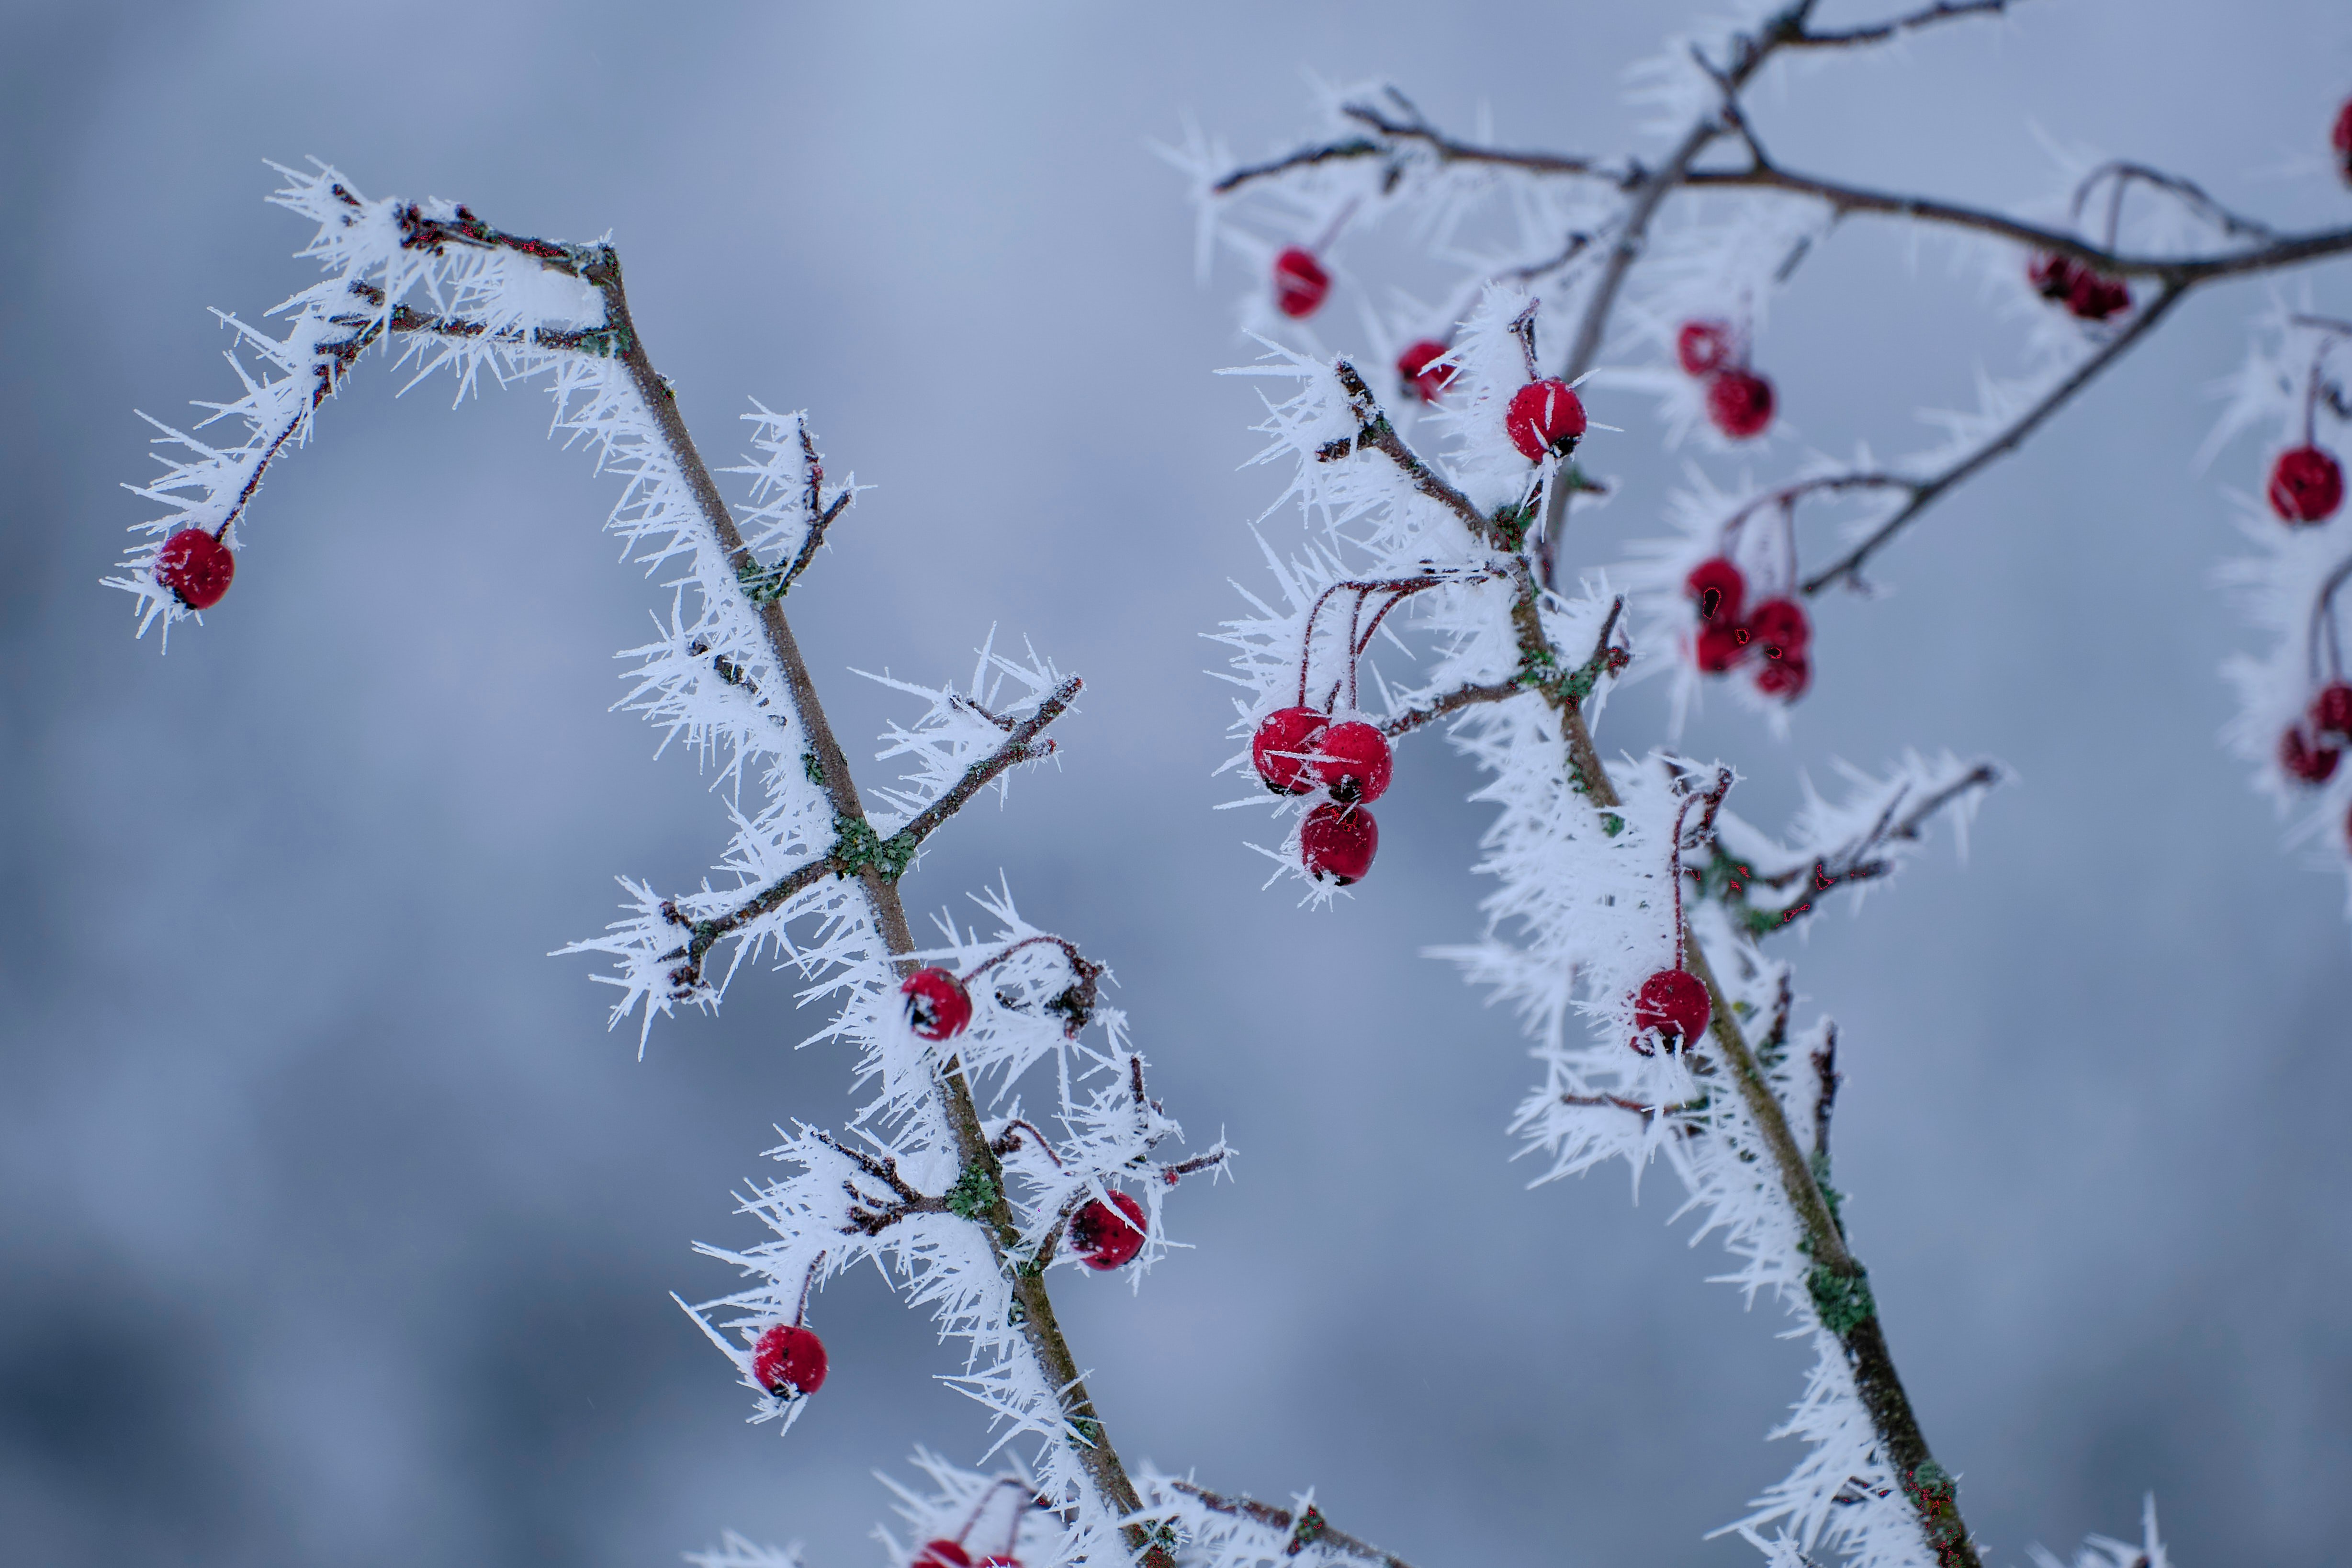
3,3 -> 2350,1567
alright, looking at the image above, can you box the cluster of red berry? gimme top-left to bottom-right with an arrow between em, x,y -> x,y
2026,252 -> 2132,322
1684,553 -> 1813,701
1676,320 -> 1775,440
1251,707 -> 1393,885
153,527 -> 236,610
2279,682 -> 2352,787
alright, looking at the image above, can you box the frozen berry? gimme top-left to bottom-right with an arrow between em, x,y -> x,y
915,1543 -> 973,1568
1630,968 -> 1710,1053
1272,247 -> 1330,319
2026,252 -> 2081,303
1069,1191 -> 1147,1270
1397,339 -> 1456,403
1685,556 -> 1746,628
1505,378 -> 1587,460
753,1322 -> 828,1399
2312,682 -> 2352,741
1705,370 -> 1775,440
902,967 -> 973,1042
1310,720 -> 1394,804
1677,320 -> 1735,377
2066,270 -> 2131,322
1253,706 -> 1330,795
1745,598 -> 1810,662
2268,445 -> 2345,524
2333,97 -> 2352,183
154,528 -> 236,610
1753,656 -> 1812,702
1301,802 -> 1378,884
1694,621 -> 1752,675
2281,726 -> 2341,785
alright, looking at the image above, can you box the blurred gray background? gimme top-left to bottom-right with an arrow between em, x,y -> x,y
3,2 -> 2349,1565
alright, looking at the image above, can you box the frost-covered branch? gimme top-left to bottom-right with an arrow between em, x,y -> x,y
123,165 -> 1189,1568
1143,1479 -> 1417,1568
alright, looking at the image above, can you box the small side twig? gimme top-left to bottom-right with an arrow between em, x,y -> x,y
1162,1481 -> 1417,1568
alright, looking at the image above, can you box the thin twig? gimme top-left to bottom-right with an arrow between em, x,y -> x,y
1163,1481 -> 1417,1568
1784,0 -> 2018,48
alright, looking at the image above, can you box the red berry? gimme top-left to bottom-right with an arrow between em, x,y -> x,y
154,528 -> 236,610
902,967 -> 973,1042
1744,598 -> 1810,662
1069,1191 -> 1147,1270
1396,339 -> 1457,403
1300,802 -> 1378,885
2312,682 -> 2352,742
1676,320 -> 1735,377
1685,556 -> 1746,628
1505,378 -> 1587,460
2333,97 -> 2352,182
2026,252 -> 2081,303
2065,270 -> 2131,322
1630,968 -> 1710,1053
1753,655 -> 1812,702
1272,247 -> 1330,319
2268,445 -> 2345,524
752,1322 -> 828,1399
2281,726 -> 2341,785
915,1543 -> 973,1568
1310,720 -> 1394,804
1253,706 -> 1330,795
1704,370 -> 1775,440
1693,621 -> 1752,675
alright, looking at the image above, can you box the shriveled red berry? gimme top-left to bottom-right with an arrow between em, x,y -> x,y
1253,706 -> 1330,795
2281,726 -> 2341,785
1301,802 -> 1378,885
1505,378 -> 1587,460
1694,621 -> 1752,675
915,1542 -> 973,1568
2066,270 -> 2130,322
1745,598 -> 1810,662
1685,556 -> 1746,628
1396,339 -> 1456,403
1677,320 -> 1735,377
2332,97 -> 2352,182
2026,252 -> 2081,303
753,1322 -> 828,1399
2268,445 -> 2345,524
902,967 -> 973,1042
2312,682 -> 2352,741
1310,720 -> 1393,804
1753,655 -> 1811,702
1070,1191 -> 1147,1270
154,528 -> 236,609
1704,370 -> 1775,440
1272,247 -> 1330,319
1630,968 -> 1710,1053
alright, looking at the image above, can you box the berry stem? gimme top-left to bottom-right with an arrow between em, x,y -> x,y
2309,555 -> 2352,684
793,1251 -> 825,1328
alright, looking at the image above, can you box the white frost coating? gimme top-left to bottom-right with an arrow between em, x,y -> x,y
688,1534 -> 805,1568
